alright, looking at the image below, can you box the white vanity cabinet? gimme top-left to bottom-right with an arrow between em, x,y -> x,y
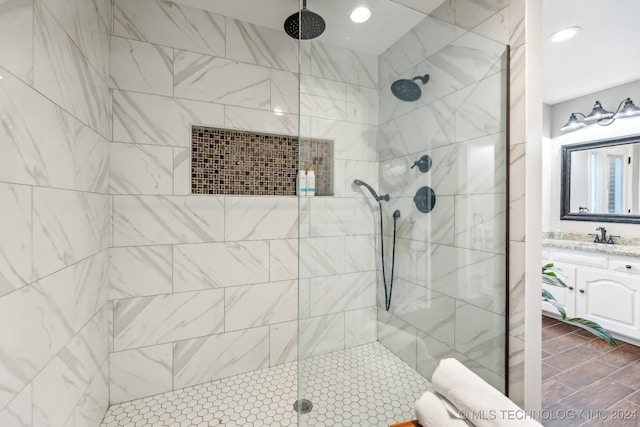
542,245 -> 640,343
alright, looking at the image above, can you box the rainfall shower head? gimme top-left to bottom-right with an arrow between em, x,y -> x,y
391,74 -> 430,102
284,0 -> 326,40
354,179 -> 389,202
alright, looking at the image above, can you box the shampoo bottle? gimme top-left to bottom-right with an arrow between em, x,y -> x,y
298,165 -> 307,196
306,165 -> 316,196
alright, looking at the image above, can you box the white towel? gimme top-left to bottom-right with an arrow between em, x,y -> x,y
415,390 -> 471,427
432,358 -> 542,427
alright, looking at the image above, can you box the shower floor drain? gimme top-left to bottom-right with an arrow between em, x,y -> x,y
293,399 -> 313,414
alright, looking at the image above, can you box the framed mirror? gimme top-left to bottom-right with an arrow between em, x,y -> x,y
561,134 -> 640,224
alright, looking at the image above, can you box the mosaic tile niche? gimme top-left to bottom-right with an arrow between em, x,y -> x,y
191,126 -> 334,196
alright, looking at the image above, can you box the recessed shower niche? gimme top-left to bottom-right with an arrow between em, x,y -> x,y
191,125 -> 334,196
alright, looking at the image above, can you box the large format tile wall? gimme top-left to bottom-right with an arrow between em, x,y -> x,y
108,0 -> 378,404
375,8 -> 509,391
0,0 -> 111,426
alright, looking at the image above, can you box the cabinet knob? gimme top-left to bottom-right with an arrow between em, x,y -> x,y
568,286 -> 574,291
626,265 -> 632,269
579,289 -> 585,294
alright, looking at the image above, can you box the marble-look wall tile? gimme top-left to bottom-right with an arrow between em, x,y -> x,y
454,193 -> 506,254
224,105 -> 298,136
174,327 -> 269,389
109,246 -> 172,299
75,126 -> 109,194
34,2 -> 110,137
309,272 -> 376,317
113,0 -> 225,57
471,7 -> 509,44
309,198 -> 373,237
345,307 -> 377,348
110,143 -> 173,195
450,132 -> 507,195
0,0 -> 33,83
430,244 -> 505,314
455,0 -> 508,30
269,239 -> 297,282
378,95 -> 455,159
0,67 -> 73,188
173,147 -> 191,196
174,51 -> 270,109
344,235 -> 376,273
109,344 -> 172,403
310,41 -> 378,88
508,336 -> 525,407
72,251 -> 109,333
113,195 -> 224,246
271,69 -> 298,115
300,75 -> 347,120
416,332 -> 455,379
173,241 -> 269,291
0,266 -> 78,409
378,310 -> 417,369
113,289 -> 224,350
75,358 -> 108,427
454,301 -> 505,375
225,280 -> 297,331
0,183 -> 31,297
379,16 -> 457,88
337,160 -> 379,198
455,72 -> 506,142
304,117 -> 377,162
113,90 -> 225,147
33,188 -> 110,279
509,143 -> 526,242
346,85 -> 379,126
32,307 -> 107,427
299,237 -> 345,278
0,383 -> 31,427
226,18 -> 297,73
299,313 -> 345,359
509,241 -> 525,340
269,320 -> 297,366
225,197 -> 298,241
40,0 -> 110,80
110,37 -> 173,96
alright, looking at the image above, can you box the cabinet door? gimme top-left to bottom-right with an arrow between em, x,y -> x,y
542,263 -> 576,318
576,269 -> 640,339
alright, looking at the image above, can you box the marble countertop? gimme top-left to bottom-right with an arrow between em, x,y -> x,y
542,238 -> 640,257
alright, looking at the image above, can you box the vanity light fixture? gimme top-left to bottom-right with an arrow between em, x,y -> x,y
550,26 -> 581,43
350,6 -> 371,23
560,98 -> 640,132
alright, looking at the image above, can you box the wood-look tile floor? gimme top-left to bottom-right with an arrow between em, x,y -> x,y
542,315 -> 640,426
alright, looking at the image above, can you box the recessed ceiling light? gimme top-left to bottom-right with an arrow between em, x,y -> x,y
350,6 -> 371,23
550,26 -> 581,43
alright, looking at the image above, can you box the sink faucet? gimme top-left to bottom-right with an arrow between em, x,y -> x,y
590,227 -> 619,244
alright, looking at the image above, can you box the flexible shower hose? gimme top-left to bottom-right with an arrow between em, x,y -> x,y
378,203 -> 398,311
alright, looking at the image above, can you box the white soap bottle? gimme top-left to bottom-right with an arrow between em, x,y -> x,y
306,165 -> 315,196
298,165 -> 307,196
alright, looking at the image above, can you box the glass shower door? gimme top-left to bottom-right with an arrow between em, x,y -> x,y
296,0 -> 509,425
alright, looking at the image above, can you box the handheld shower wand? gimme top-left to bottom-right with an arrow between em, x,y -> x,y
353,179 -> 389,202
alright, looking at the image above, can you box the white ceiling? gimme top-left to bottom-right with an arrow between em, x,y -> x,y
171,0 -> 439,55
543,0 -> 640,105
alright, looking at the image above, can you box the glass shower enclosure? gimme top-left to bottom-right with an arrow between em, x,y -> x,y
295,0 -> 509,425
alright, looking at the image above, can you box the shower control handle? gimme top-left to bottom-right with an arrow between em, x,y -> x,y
568,286 -> 574,291
579,289 -> 585,294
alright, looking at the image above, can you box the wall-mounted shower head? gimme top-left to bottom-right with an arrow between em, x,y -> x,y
353,179 -> 389,202
391,74 -> 430,102
284,0 -> 325,40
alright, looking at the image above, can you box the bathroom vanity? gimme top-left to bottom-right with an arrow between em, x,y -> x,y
542,235 -> 640,345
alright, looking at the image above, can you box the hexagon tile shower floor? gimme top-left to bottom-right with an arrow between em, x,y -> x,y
101,342 -> 430,427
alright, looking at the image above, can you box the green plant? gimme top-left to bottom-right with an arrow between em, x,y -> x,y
542,263 -> 618,347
